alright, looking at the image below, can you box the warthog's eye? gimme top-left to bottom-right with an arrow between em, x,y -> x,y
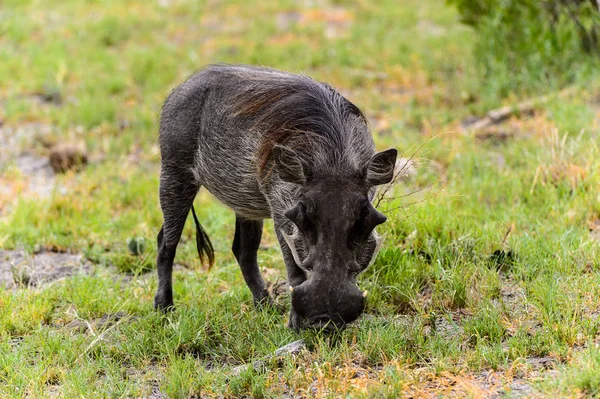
348,203 -> 387,249
285,201 -> 315,234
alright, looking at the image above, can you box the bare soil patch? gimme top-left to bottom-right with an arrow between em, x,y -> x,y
0,122 -> 89,215
0,123 -> 57,212
0,249 -> 93,288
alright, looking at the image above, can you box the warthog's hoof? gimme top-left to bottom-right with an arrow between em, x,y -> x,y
154,292 -> 174,312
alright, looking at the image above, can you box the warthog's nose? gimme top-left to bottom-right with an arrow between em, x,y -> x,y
291,278 -> 365,330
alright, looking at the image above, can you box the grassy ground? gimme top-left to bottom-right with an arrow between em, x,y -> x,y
1,0 -> 600,397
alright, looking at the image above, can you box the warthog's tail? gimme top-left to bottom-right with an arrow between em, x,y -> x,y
191,205 -> 215,269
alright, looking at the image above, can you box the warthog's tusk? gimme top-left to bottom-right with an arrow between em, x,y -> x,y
289,286 -> 294,293
362,290 -> 368,298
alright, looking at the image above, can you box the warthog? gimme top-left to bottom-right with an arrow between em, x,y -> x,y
154,64 -> 397,330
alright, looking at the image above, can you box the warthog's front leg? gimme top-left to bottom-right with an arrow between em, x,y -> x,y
274,219 -> 307,330
232,216 -> 272,307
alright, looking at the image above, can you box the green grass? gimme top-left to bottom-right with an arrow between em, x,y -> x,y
1,0 -> 600,397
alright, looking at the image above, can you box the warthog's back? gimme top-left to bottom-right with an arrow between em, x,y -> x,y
159,64 -> 375,220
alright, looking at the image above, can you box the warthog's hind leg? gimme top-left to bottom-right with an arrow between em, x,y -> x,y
154,169 -> 199,310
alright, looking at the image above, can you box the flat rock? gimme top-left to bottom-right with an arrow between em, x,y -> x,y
232,339 -> 306,375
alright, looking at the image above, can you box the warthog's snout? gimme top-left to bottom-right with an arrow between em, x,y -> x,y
291,278 -> 365,331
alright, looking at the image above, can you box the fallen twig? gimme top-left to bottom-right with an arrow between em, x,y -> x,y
463,87 -> 576,132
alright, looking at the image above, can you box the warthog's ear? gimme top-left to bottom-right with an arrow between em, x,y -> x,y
272,144 -> 306,185
365,148 -> 398,186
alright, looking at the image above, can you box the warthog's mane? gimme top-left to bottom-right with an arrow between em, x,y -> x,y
223,65 -> 370,179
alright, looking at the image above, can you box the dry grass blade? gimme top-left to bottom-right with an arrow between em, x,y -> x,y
374,132 -> 448,208
77,317 -> 126,361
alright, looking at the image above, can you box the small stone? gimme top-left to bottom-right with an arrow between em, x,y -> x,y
49,144 -> 88,173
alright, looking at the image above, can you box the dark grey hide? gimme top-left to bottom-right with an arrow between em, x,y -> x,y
155,64 -> 397,331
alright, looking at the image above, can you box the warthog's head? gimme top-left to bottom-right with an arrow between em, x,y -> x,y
273,145 -> 397,331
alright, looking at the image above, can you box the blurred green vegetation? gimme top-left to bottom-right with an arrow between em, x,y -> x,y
449,0 -> 600,96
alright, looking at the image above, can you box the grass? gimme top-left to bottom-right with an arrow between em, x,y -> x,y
1,0 -> 600,397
